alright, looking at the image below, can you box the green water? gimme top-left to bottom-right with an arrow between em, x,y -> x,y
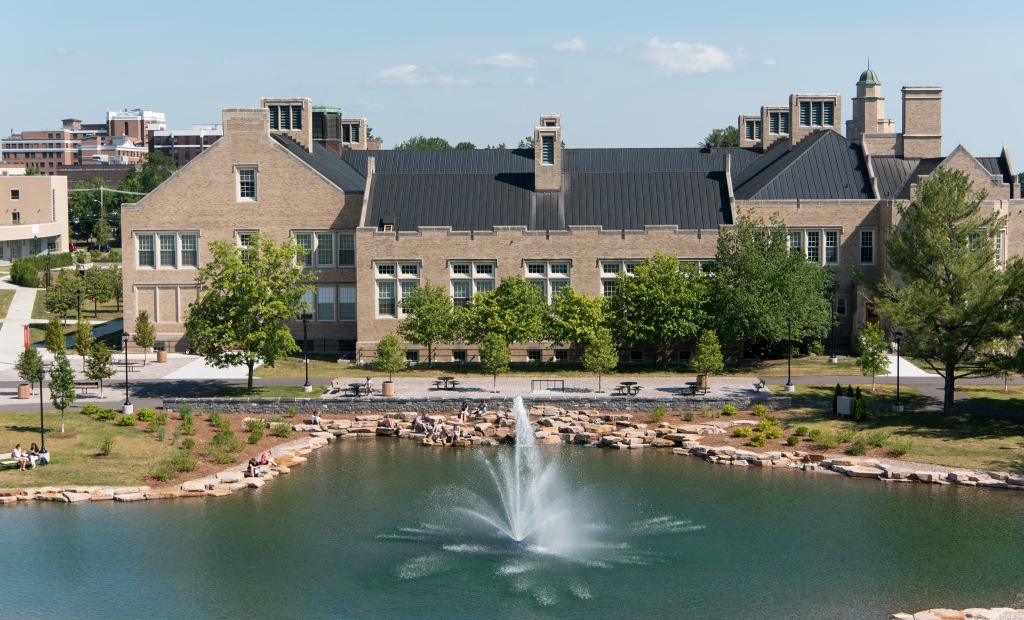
3,439 -> 1024,619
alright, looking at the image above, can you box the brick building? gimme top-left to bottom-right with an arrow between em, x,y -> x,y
0,174 -> 70,261
121,69 -> 1020,360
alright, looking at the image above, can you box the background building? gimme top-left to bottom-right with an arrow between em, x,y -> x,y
0,174 -> 70,261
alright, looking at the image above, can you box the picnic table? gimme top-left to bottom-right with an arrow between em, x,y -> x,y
681,382 -> 699,396
347,382 -> 364,397
616,381 -> 642,396
114,360 -> 145,372
434,376 -> 460,390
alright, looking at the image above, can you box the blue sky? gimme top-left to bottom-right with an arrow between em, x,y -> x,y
3,0 -> 1022,161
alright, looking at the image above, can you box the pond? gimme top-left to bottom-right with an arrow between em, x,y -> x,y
3,435 -> 1023,618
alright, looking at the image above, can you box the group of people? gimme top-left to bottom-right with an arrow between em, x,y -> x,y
457,400 -> 487,423
11,443 -> 46,471
246,451 -> 278,477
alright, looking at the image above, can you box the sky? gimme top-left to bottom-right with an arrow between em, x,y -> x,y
2,0 -> 1022,162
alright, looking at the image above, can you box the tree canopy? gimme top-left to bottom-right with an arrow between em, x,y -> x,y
15,346 -> 44,389
856,322 -> 889,392
548,286 -> 608,347
478,332 -> 510,393
133,309 -> 156,361
699,126 -> 739,148
463,275 -> 548,344
399,281 -> 457,368
373,333 -> 407,382
393,135 -> 454,150
184,233 -> 312,391
50,351 -> 76,433
711,212 -> 833,358
582,327 -> 618,392
610,250 -> 707,365
872,167 -> 1024,416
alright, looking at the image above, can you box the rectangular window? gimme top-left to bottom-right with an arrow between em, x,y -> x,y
602,280 -> 617,298
789,231 -> 803,253
452,263 -> 470,275
342,124 -> 350,143
11,212 -> 20,225
835,298 -> 847,317
400,280 -> 418,303
317,286 -> 335,321
554,350 -> 568,362
823,101 -> 834,126
377,263 -> 395,276
995,231 -> 1005,266
295,233 -> 313,267
474,280 -> 494,294
475,263 -> 493,276
527,263 -> 546,275
159,234 -> 176,267
279,106 -> 290,130
10,189 -> 19,200
452,280 -> 472,306
549,280 -> 569,299
238,167 -> 256,200
406,350 -> 419,363
269,106 -> 279,130
811,101 -> 823,126
300,291 -> 314,316
530,280 -> 546,299
541,136 -> 554,165
316,233 -> 333,267
291,106 -> 302,130
629,349 -> 644,362
338,286 -> 356,321
624,262 -> 639,274
800,101 -> 810,126
780,112 -> 790,134
968,232 -> 983,250
337,233 -> 355,266
549,263 -> 569,275
745,121 -> 755,141
352,125 -> 360,143
860,230 -> 874,264
527,350 -> 541,362
769,114 -> 779,135
602,262 -> 620,274
138,234 -> 155,267
824,230 -> 839,264
452,350 -> 467,362
401,264 -> 419,276
806,231 -> 820,263
377,281 -> 396,316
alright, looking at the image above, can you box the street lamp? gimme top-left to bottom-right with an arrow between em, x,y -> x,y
300,312 -> 313,392
37,367 -> 46,452
829,283 -> 838,364
785,316 -> 795,392
893,331 -> 904,412
76,287 -> 82,323
44,248 -> 51,290
122,332 -> 133,415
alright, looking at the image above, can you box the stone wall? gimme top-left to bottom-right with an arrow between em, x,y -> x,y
163,395 -> 792,415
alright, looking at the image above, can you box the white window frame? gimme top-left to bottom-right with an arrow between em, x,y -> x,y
235,165 -> 258,201
137,231 -> 199,269
859,230 -> 875,265
375,260 -> 421,317
450,260 -> 496,305
525,259 -> 571,303
834,297 -> 847,317
788,229 -> 840,266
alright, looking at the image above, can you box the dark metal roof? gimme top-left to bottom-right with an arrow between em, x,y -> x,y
365,171 -> 730,232
272,135 -> 366,193
871,156 -> 917,199
892,158 -> 943,199
977,155 -> 1013,184
732,131 -> 874,200
564,147 -> 762,174
340,149 -> 535,176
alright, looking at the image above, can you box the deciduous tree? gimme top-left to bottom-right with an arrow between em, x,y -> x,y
856,322 -> 889,392
49,351 -> 77,434
699,126 -> 739,148
394,136 -> 453,150
581,327 -> 618,393
46,269 -> 77,323
463,275 -> 548,344
399,281 -> 456,368
133,309 -> 156,362
185,234 -> 312,391
549,287 -> 608,347
690,330 -> 725,377
74,320 -> 95,371
44,315 -> 65,355
85,344 -> 116,396
610,250 -> 707,365
478,332 -> 510,393
373,333 -> 408,382
872,167 -> 1024,416
15,346 -> 44,394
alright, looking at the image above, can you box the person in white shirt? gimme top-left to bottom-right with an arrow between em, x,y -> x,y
363,376 -> 374,396
12,444 -> 27,471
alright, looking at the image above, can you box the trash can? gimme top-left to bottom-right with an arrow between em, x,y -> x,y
382,381 -> 395,397
17,383 -> 30,399
696,374 -> 709,391
156,350 -> 168,363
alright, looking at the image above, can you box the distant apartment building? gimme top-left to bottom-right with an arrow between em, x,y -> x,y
0,174 -> 70,261
1,109 -> 165,174
150,124 -> 223,167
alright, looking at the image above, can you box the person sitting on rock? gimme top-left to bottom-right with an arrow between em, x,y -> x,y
472,400 -> 487,417
431,420 -> 446,443
310,408 -> 323,425
259,452 -> 277,468
247,457 -> 262,477
458,402 -> 469,423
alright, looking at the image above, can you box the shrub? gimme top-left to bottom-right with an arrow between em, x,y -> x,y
813,431 -> 840,450
887,438 -> 913,456
179,418 -> 197,436
786,435 -> 800,446
649,405 -> 666,424
765,427 -> 783,439
149,463 -> 173,482
846,439 -> 870,456
10,260 -> 40,288
721,404 -> 737,416
732,427 -> 752,438
157,427 -> 166,442
853,392 -> 869,422
116,414 -> 137,427
180,437 -> 196,451
833,383 -> 842,416
863,429 -> 890,448
244,418 -> 267,432
286,405 -> 299,418
155,412 -> 168,425
269,415 -> 284,423
212,429 -> 244,453
751,404 -> 767,417
169,451 -> 197,473
210,413 -> 231,431
99,435 -> 114,456
178,403 -> 193,419
136,408 -> 155,422
270,422 -> 292,438
82,403 -> 101,416
794,426 -> 810,437
98,408 -> 117,421
210,450 -> 238,465
700,404 -> 711,418
248,426 -> 264,444
846,385 -> 855,398
836,428 -> 857,444
683,411 -> 695,422
807,428 -> 822,441
749,433 -> 766,447
172,428 -> 182,444
755,418 -> 775,432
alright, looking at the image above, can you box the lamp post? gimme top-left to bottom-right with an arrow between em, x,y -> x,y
44,248 -> 51,290
785,316 -> 795,392
76,287 -> 82,323
38,368 -> 46,452
300,312 -> 313,392
893,331 -> 904,412
122,332 -> 133,415
829,284 -> 838,364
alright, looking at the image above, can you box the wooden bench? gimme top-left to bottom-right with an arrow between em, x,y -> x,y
74,380 -> 100,394
753,379 -> 766,393
0,452 -> 19,470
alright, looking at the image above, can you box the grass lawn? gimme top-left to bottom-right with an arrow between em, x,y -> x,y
781,405 -> 1024,472
958,385 -> 1024,410
254,354 -> 863,380
0,289 -> 14,318
28,320 -> 122,351
31,292 -> 123,322
215,385 -> 326,398
0,409 -> 178,487
768,383 -> 930,406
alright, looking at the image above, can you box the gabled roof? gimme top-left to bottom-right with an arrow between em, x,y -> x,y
272,135 -> 366,193
731,130 -> 874,200
870,156 -> 918,199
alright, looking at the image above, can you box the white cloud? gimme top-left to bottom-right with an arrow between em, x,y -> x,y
369,65 -> 471,87
641,38 -> 733,74
762,57 -> 777,67
470,52 -> 536,68
525,75 -> 535,87
54,47 -> 71,56
553,38 -> 586,52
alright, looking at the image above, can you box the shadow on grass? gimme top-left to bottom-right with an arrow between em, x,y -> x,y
785,405 -> 1024,443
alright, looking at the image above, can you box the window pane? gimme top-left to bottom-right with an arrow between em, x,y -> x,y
400,280 -> 418,300
812,101 -> 823,126
780,112 -> 790,134
860,231 -> 873,264
806,231 -> 820,262
317,286 -> 335,321
400,264 -> 419,276
745,121 -> 754,140
452,280 -> 472,306
550,263 -> 569,275
769,114 -> 779,134
269,106 -> 278,130
138,234 -> 154,267
452,263 -> 470,275
159,234 -> 176,267
337,233 -> 355,266
338,286 -> 356,321
789,231 -> 802,252
377,281 -> 396,316
527,263 -> 545,275
377,263 -> 395,276
295,233 -> 313,266
314,233 -> 333,267
530,280 -> 546,300
239,168 -> 256,199
550,280 -> 569,299
602,262 -> 620,274
300,291 -> 314,315
825,231 -> 838,264
799,102 -> 810,126
292,106 -> 302,130
474,280 -> 494,294
823,101 -> 834,126
542,136 -> 554,164
181,234 -> 197,267
474,263 -> 493,276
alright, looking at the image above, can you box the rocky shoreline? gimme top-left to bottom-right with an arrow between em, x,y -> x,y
894,609 -> 1024,619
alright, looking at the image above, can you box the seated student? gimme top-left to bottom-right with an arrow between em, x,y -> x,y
259,451 -> 277,468
431,421 -> 446,443
472,400 -> 488,416
12,444 -> 28,472
27,443 -> 41,469
310,408 -> 323,425
458,402 -> 469,423
247,457 -> 262,477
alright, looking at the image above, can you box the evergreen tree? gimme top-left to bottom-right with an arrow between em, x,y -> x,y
49,351 -> 77,434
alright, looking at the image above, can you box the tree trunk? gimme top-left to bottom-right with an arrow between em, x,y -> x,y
943,365 -> 956,417
492,372 -> 497,393
871,374 -> 876,392
60,409 -> 65,434
427,345 -> 433,369
598,373 -> 602,393
247,360 -> 255,392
